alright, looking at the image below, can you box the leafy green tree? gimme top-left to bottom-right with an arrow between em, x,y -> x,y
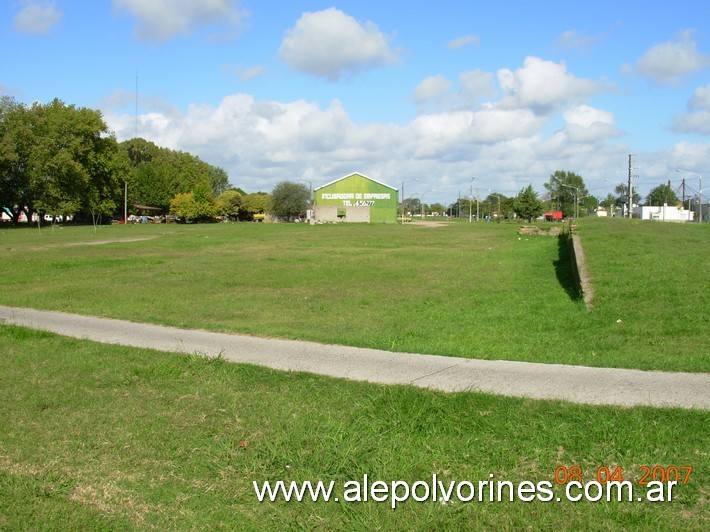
544,170 -> 589,218
403,197 -> 422,216
241,192 -> 271,220
270,181 -> 309,221
170,193 -> 199,222
614,183 -> 641,207
217,189 -> 243,220
169,184 -> 217,223
485,192 -> 514,219
513,185 -> 544,222
121,138 -> 227,212
208,166 -> 230,197
600,193 -> 616,213
429,202 -> 446,215
192,183 -> 218,219
646,183 -> 680,206
0,97 -> 126,226
0,96 -> 31,223
579,195 -> 599,216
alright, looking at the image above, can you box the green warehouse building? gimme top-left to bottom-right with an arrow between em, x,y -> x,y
313,172 -> 399,224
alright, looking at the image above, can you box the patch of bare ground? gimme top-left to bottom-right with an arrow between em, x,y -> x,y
517,225 -> 562,236
412,220 -> 450,227
67,237 -> 156,246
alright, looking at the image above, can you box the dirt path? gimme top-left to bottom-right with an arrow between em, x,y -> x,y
1,305 -> 708,410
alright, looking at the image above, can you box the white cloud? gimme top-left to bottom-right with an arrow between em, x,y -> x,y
458,69 -> 497,102
562,105 -> 621,143
239,66 -> 265,82
278,8 -> 399,81
112,0 -> 248,42
13,1 -> 62,35
222,64 -> 266,82
101,79 -> 699,205
469,107 -> 545,144
555,30 -> 603,51
497,57 -> 612,113
671,83 -> 710,135
636,30 -> 710,86
669,141 -> 710,170
689,83 -> 710,109
413,70 -> 496,113
414,75 -> 452,104
447,34 -> 479,50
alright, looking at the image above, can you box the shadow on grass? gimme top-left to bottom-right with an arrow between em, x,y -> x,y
554,233 -> 582,301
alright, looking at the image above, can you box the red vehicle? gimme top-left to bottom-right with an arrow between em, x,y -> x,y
544,211 -> 563,221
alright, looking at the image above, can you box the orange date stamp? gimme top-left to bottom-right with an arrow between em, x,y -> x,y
554,465 -> 693,485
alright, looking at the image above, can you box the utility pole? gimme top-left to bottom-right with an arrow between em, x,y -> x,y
627,154 -> 635,219
469,177 -> 474,222
681,179 -> 686,207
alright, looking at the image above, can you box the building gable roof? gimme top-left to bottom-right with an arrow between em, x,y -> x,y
314,172 -> 398,192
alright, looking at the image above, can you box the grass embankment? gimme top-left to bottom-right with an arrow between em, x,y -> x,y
0,218 -> 707,371
0,325 -> 707,529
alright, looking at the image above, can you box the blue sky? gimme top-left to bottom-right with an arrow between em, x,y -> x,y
3,1 -> 710,204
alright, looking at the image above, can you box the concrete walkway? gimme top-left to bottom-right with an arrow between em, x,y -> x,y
1,305 -> 708,410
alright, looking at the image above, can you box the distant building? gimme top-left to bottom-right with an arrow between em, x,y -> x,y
593,207 -> 608,217
313,172 -> 399,224
634,205 -> 695,222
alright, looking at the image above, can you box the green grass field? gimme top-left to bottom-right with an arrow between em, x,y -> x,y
0,325 -> 707,529
0,219 -> 708,528
0,218 -> 707,371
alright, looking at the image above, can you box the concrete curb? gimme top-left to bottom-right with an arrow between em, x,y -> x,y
570,233 -> 595,310
1,305 -> 708,410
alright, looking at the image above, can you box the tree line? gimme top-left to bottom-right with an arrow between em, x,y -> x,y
0,97 -> 271,225
3,97 -> 682,226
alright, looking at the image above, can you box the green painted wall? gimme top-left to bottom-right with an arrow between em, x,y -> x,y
315,173 -> 398,223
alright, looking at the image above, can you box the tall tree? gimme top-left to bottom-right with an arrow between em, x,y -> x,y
646,183 -> 680,206
120,138 -> 227,211
0,96 -> 31,224
513,185 -> 544,222
614,183 -> 641,207
578,195 -> 599,216
270,181 -> 309,222
403,197 -> 422,216
544,170 -> 589,218
1,98 -> 126,225
208,166 -> 230,197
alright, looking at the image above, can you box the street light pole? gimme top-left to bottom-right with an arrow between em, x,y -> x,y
401,178 -> 418,222
469,177 -> 474,222
676,169 -> 703,222
476,188 -> 491,220
561,184 -> 579,219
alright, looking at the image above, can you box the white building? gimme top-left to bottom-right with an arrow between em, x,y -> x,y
633,205 -> 695,222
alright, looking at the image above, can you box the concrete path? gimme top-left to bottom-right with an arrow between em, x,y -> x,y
1,305 -> 708,410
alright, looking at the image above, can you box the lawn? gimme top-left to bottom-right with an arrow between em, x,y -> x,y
0,218 -> 707,372
0,325 -> 707,529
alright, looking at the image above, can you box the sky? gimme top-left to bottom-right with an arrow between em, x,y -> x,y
3,0 -> 710,205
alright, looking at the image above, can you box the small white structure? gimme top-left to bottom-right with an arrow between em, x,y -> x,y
634,204 -> 695,222
593,207 -> 608,217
